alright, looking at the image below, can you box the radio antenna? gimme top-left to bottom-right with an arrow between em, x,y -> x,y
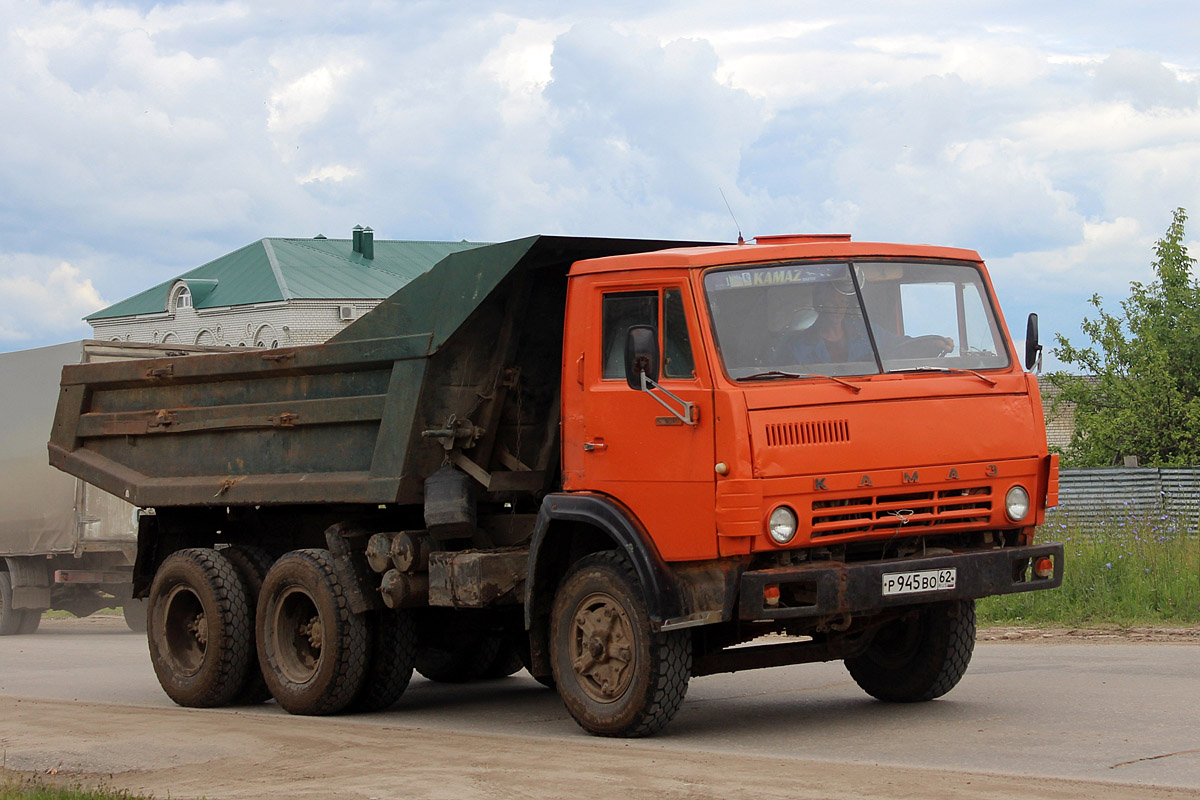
719,188 -> 745,245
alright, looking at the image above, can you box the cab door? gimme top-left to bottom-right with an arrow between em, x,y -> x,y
563,280 -> 717,561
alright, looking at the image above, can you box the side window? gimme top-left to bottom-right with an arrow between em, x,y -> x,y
601,288 -> 698,380
663,288 -> 696,378
602,292 -> 657,379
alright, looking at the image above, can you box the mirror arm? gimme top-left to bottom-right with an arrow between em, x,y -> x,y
639,371 -> 697,425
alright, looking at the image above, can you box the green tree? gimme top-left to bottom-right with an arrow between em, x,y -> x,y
1049,208 -> 1200,466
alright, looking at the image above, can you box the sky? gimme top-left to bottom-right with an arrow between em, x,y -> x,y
1,1 -> 1198,370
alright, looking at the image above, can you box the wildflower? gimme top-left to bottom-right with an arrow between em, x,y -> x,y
1104,562 -> 1113,569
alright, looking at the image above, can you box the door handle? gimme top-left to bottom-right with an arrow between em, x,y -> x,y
583,441 -> 608,452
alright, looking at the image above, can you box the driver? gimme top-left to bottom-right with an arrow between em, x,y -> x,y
781,280 -> 953,365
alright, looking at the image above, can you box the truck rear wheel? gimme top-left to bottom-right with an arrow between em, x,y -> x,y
415,634 -> 503,683
350,609 -> 417,712
0,572 -> 23,635
257,549 -> 368,716
844,599 -> 976,702
147,548 -> 254,708
220,545 -> 275,705
18,607 -> 42,634
550,551 -> 691,737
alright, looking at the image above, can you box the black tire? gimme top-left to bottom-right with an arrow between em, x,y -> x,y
482,638 -> 526,679
550,551 -> 691,737
147,548 -> 254,708
514,633 -> 556,689
844,599 -> 976,702
18,607 -> 43,635
257,549 -> 368,716
220,545 -> 275,705
0,572 -> 23,636
123,599 -> 148,633
415,628 -> 503,684
350,609 -> 417,712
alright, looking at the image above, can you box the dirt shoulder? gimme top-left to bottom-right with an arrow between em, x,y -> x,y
2,697 -> 1198,800
979,625 -> 1200,644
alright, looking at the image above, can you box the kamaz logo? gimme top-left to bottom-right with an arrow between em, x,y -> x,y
812,464 -> 997,491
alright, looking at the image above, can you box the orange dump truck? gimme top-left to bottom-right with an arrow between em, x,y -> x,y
49,234 -> 1062,736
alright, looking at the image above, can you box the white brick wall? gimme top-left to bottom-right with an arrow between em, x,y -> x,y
90,299 -> 380,348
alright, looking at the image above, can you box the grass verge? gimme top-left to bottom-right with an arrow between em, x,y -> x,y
1,768 -> 159,800
979,511 -> 1200,627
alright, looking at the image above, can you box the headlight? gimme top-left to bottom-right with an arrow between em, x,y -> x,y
768,506 -> 798,544
1005,486 -> 1031,522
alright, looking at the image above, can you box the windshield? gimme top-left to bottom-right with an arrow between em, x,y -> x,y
703,260 -> 1010,380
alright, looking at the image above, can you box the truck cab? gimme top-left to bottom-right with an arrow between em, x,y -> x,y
562,236 -> 1055,561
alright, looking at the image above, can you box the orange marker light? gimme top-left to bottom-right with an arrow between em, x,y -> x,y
764,584 -> 781,606
1033,557 -> 1055,579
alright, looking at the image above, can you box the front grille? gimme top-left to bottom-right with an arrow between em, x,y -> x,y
811,486 -> 992,537
765,419 -> 850,447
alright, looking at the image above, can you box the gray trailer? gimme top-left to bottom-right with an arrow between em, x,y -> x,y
1,340 -> 225,633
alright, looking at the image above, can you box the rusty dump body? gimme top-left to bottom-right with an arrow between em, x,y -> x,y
50,236 -> 648,510
48,232 -> 1063,736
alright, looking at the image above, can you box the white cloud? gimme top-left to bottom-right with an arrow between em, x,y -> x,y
482,16 -> 565,94
1,0 -> 1199,354
267,57 -> 364,137
0,257 -> 106,343
297,164 -> 360,184
1093,49 -> 1199,110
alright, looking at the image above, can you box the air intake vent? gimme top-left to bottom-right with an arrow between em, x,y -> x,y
765,420 -> 850,447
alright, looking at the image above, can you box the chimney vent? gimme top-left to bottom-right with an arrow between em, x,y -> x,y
361,227 -> 374,259
352,224 -> 364,253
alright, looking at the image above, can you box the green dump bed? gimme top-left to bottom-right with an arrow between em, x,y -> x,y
49,236 -> 703,509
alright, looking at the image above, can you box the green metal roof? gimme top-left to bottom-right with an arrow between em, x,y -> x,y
86,237 -> 488,321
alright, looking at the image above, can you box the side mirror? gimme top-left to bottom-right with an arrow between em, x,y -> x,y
624,325 -> 660,390
1024,313 -> 1041,371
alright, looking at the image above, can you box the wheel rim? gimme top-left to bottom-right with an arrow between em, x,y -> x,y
867,612 -> 923,668
272,584 -> 323,684
161,584 -> 207,677
568,591 -> 635,703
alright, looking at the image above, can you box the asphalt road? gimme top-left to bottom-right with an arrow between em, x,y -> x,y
1,617 -> 1198,795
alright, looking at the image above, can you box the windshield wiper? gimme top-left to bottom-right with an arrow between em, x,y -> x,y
886,366 -> 997,387
740,371 -> 862,393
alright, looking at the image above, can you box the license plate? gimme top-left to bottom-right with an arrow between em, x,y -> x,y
882,568 -> 957,596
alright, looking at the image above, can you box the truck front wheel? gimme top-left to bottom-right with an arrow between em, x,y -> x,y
550,551 -> 691,737
844,599 -> 976,702
257,549 -> 368,716
147,548 -> 254,707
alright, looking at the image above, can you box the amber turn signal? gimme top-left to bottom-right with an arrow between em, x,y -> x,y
1033,556 -> 1055,579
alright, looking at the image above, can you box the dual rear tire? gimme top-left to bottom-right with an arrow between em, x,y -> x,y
0,571 -> 43,636
147,547 -> 417,715
146,548 -> 254,708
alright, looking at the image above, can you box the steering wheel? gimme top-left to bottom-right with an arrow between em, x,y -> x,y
887,335 -> 952,359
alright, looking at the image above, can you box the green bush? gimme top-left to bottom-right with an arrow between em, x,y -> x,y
980,510 -> 1200,626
